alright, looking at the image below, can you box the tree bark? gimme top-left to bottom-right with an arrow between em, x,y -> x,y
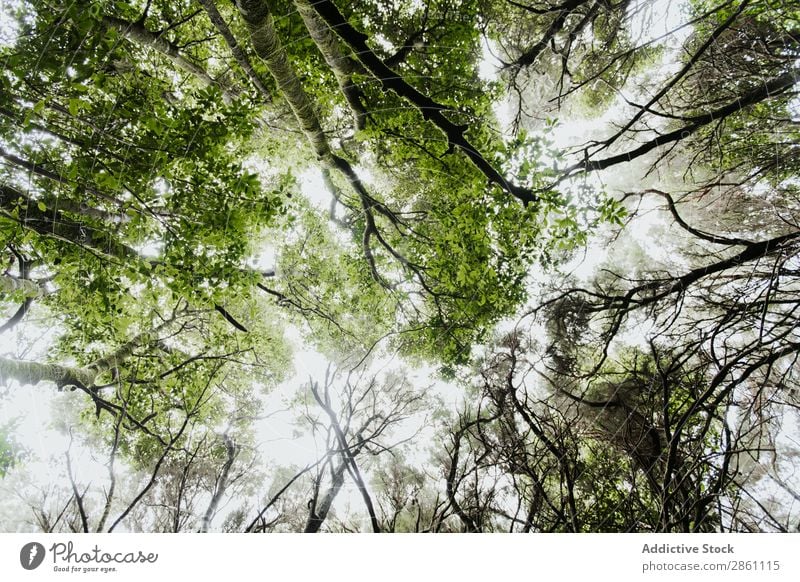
304,458 -> 347,533
234,0 -> 396,283
0,357 -> 96,390
235,0 -> 331,159
0,183 -> 140,263
200,434 -> 238,532
0,327 -> 161,390
294,0 -> 366,130
197,0 -> 273,100
1,182 -> 272,279
103,15 -> 237,103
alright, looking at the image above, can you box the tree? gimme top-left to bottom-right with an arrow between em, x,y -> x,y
0,0 -> 797,532
245,362 -> 425,532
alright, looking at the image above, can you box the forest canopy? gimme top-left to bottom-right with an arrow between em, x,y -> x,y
0,0 -> 798,532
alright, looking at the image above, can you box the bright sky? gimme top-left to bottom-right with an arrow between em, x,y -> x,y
0,0 -> 703,530
1,0 -> 798,532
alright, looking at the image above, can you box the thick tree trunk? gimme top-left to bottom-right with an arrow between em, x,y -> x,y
0,328 -> 159,389
0,357 -> 96,390
234,0 -> 393,283
235,0 -> 331,159
1,183 -> 272,279
0,183 -> 140,263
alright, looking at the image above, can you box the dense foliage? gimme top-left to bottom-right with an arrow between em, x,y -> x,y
0,0 -> 797,532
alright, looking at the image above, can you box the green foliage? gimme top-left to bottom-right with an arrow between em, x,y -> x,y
3,0 -> 787,534
0,0 -> 296,482
0,419 -> 26,478
573,443 -> 659,532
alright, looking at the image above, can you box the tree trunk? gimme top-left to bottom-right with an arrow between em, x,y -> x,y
0,327 -> 161,390
235,0 -> 331,159
197,0 -> 273,100
235,0 -> 397,283
200,434 -> 238,532
103,15 -> 237,103
0,357 -> 96,390
0,183 -> 140,263
294,0 -> 366,130
310,0 -> 539,205
304,458 -> 347,533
